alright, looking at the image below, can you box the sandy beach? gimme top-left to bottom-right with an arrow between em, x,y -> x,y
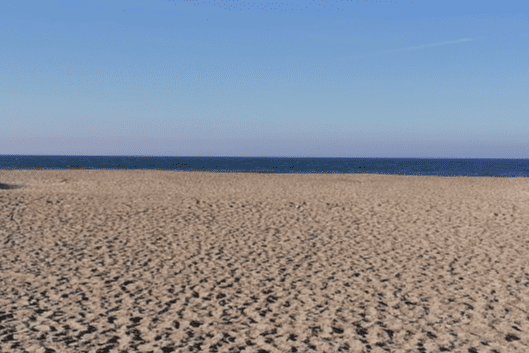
1,169 -> 528,353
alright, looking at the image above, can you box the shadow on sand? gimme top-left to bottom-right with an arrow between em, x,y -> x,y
0,183 -> 25,190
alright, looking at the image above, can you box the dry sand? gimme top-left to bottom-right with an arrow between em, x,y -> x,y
1,169 -> 528,353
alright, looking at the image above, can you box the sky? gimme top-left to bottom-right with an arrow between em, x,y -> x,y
1,0 -> 528,158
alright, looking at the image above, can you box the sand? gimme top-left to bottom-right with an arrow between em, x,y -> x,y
0,169 -> 528,353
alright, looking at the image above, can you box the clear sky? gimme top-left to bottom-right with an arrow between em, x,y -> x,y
1,0 -> 527,158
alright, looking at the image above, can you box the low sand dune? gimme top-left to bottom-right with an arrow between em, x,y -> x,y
0,169 -> 528,353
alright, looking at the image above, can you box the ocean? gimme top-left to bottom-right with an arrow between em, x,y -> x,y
1,155 -> 528,178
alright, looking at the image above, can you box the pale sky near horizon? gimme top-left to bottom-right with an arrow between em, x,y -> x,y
1,0 -> 527,158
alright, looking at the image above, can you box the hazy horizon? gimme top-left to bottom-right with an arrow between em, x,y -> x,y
1,0 -> 527,158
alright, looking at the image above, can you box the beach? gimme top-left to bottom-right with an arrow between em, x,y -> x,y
0,169 -> 528,353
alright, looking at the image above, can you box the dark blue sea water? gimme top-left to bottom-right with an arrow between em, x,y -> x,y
1,155 -> 528,178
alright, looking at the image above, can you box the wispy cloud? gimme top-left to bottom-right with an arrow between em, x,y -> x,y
340,37 -> 475,62
399,38 -> 473,52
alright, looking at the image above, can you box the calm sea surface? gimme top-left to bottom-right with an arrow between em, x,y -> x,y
1,155 -> 528,178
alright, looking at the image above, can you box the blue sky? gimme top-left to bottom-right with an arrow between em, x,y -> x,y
1,0 -> 527,158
